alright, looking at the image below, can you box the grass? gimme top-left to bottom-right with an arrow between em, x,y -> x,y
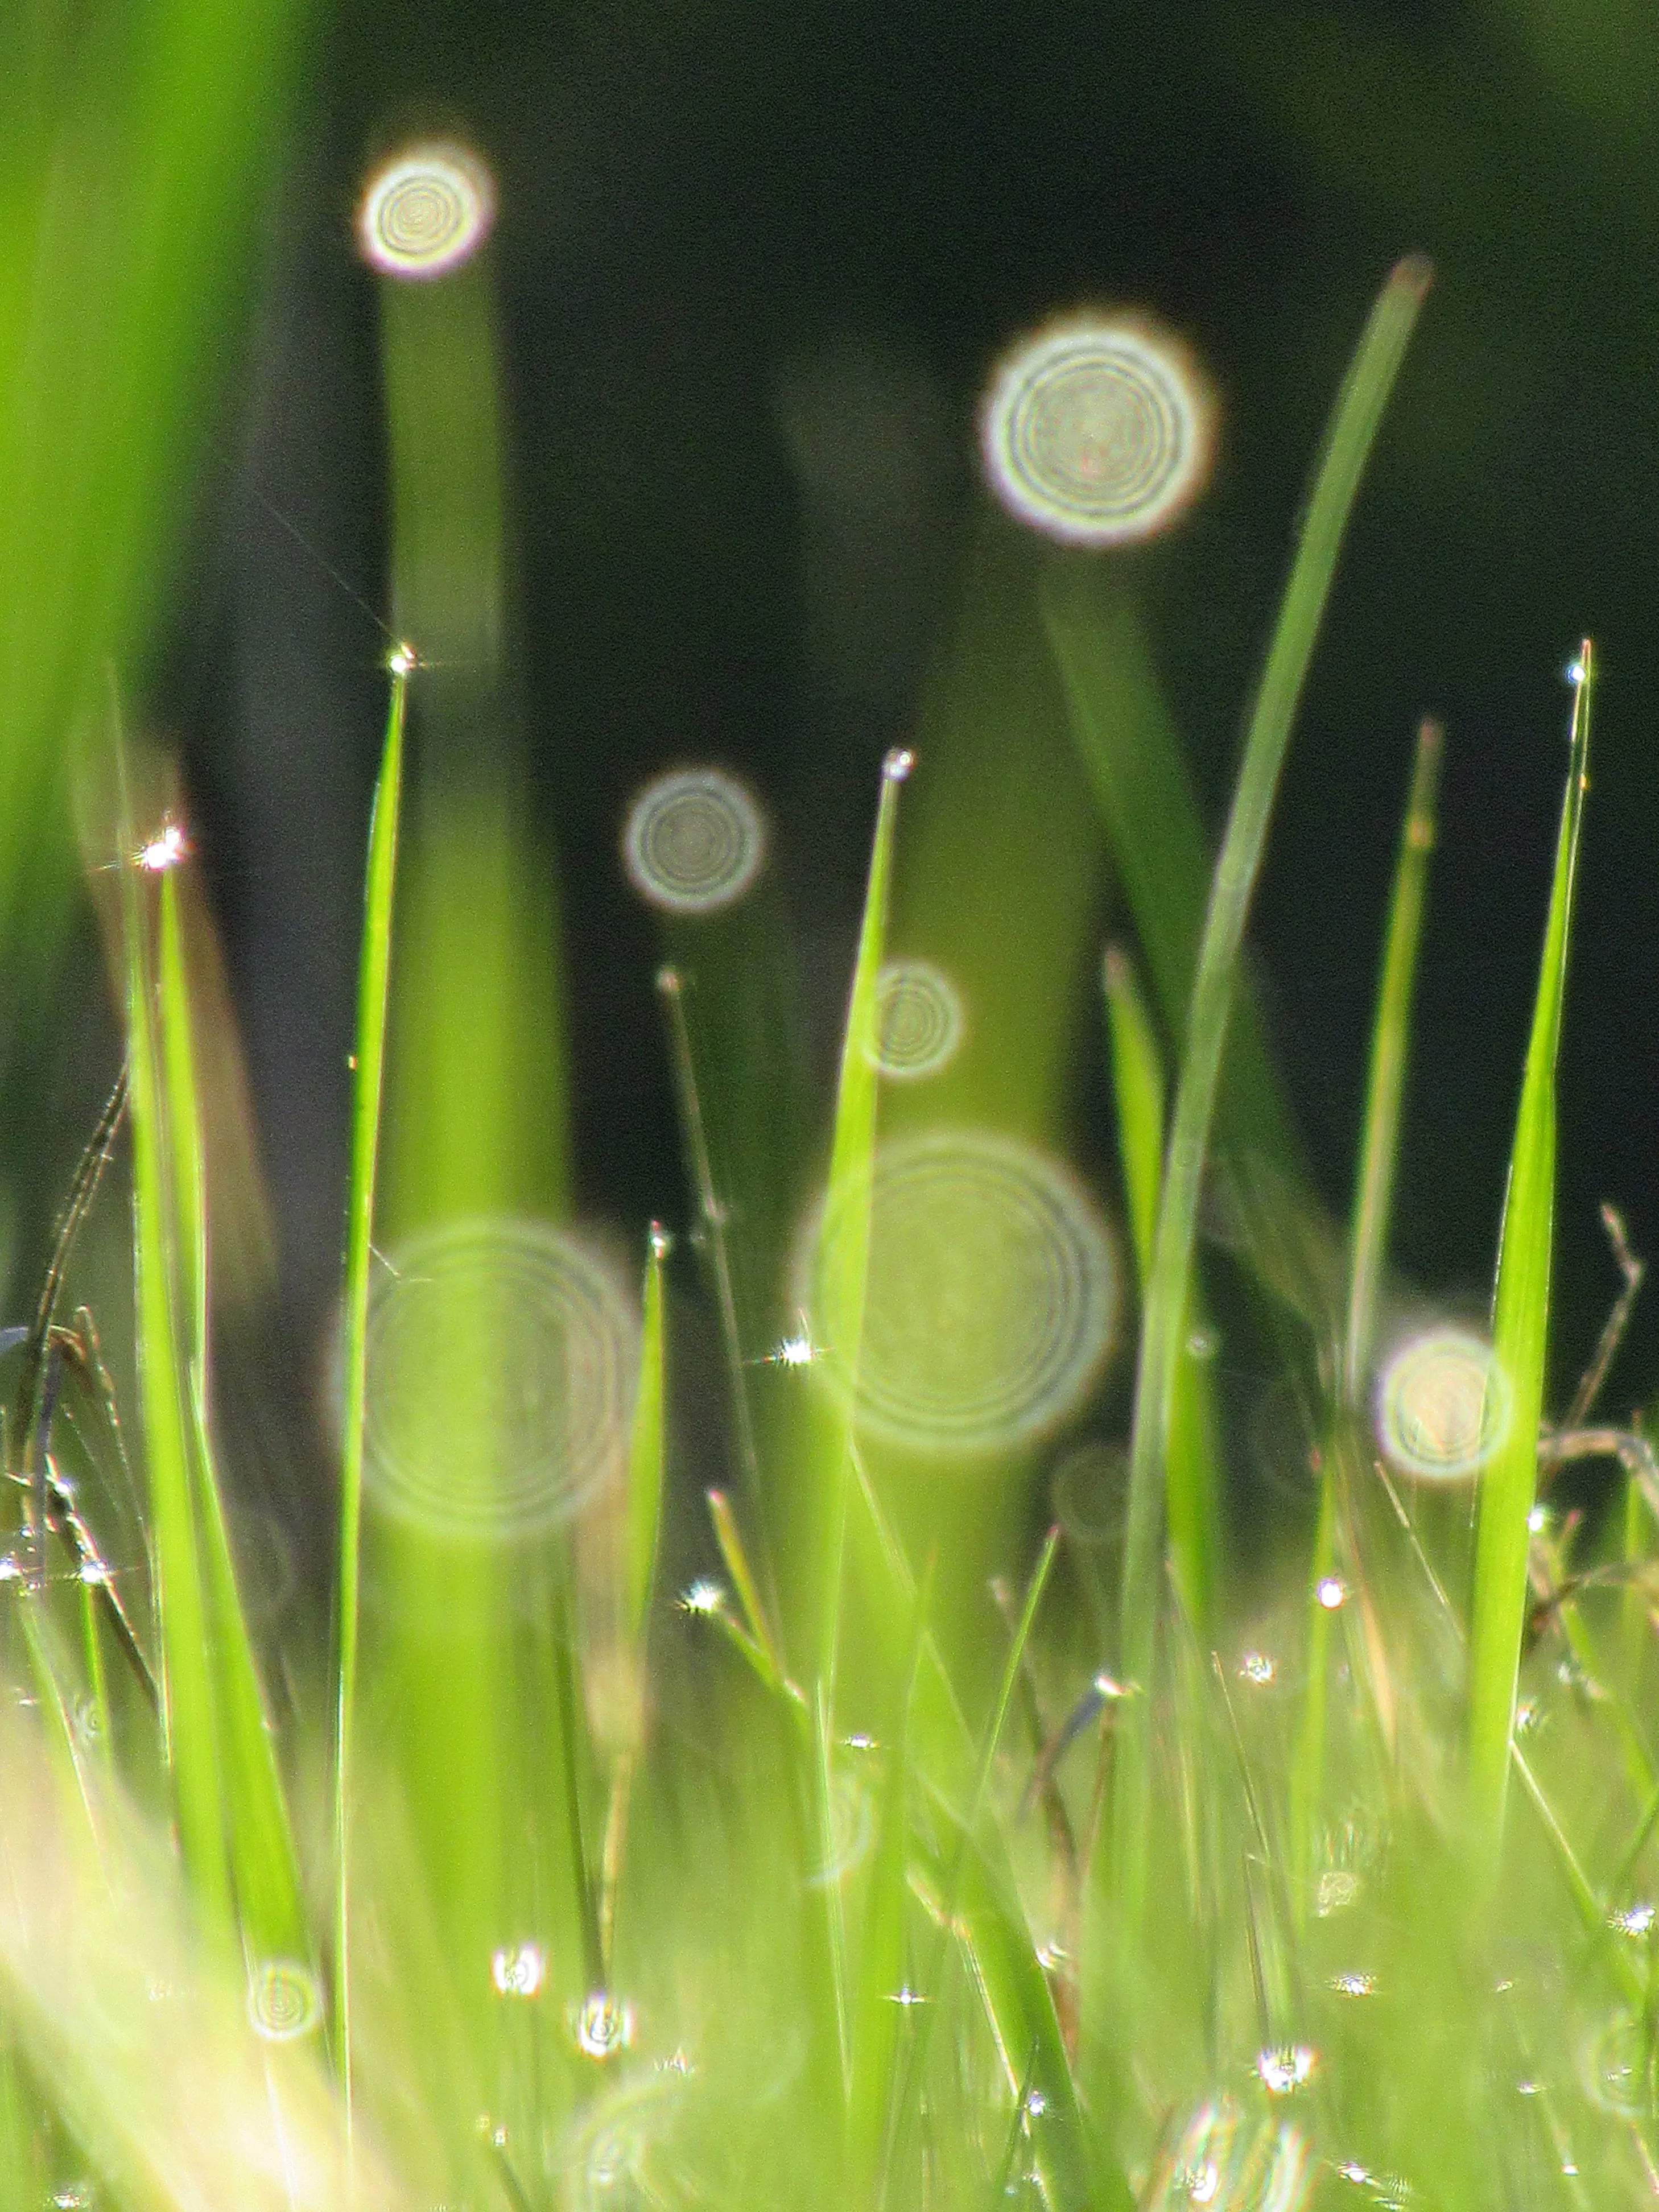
1,164 -> 1657,2212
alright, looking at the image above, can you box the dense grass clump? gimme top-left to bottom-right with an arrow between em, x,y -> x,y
1,238 -> 1656,2212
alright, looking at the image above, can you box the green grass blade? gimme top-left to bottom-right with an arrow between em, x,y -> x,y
1344,715 -> 1445,1397
117,742 -> 229,1934
811,748 -> 912,1691
1468,643 -> 1593,1862
1043,573 -> 1302,1182
1292,715 -> 1442,1913
1110,255 -> 1431,1976
1102,946 -> 1165,1287
333,660 -> 405,2091
625,1225 -> 669,1644
156,872 -> 306,1972
1104,944 -> 1220,1632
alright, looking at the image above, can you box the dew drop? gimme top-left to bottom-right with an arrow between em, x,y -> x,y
362,1217 -> 637,1542
1255,2044 -> 1316,2096
798,1129 -> 1120,1455
490,1941 -> 546,1997
246,1958 -> 322,2042
357,142 -> 496,279
866,960 -> 965,1082
980,312 -> 1215,547
1375,1327 -> 1511,1480
622,767 -> 766,914
572,1990 -> 634,2060
1239,1650 -> 1276,1686
1316,1576 -> 1347,1611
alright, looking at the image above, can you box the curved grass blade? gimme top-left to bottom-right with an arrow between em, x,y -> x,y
333,659 -> 406,2097
1468,643 -> 1593,1864
1109,255 -> 1432,1979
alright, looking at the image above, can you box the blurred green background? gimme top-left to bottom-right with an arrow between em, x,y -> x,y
7,0 -> 1659,1585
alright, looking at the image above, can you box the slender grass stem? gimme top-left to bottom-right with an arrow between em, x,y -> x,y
1109,257 -> 1431,1971
1344,715 -> 1445,1399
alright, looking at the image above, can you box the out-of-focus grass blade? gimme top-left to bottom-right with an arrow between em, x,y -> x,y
1103,946 -> 1164,1285
118,756 -> 230,1933
810,748 -> 911,1691
1043,573 -> 1302,1182
849,1572 -> 927,2209
1104,944 -> 1219,1633
1109,256 -> 1431,1975
334,658 -> 406,2090
1468,643 -> 1593,1863
708,1487 -> 785,1689
1344,715 -> 1444,1395
156,873 -> 306,1970
1293,716 -> 1442,1913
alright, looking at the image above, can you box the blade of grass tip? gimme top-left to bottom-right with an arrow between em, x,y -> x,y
1109,256 -> 1431,1979
1104,944 -> 1220,1634
334,657 -> 405,2094
813,746 -> 912,1697
1468,644 -> 1594,1867
115,721 -> 232,1937
156,872 -> 307,1975
1344,715 -> 1445,1397
1292,715 -> 1443,1917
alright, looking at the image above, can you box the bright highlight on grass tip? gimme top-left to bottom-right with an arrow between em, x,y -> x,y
980,311 -> 1215,546
134,816 -> 190,873
865,959 -> 964,1082
1375,1326 -> 1511,1480
623,767 -> 766,915
357,141 -> 496,279
572,1990 -> 634,2059
798,1128 -> 1120,1455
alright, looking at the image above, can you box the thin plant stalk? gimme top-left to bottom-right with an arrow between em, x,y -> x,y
333,659 -> 407,2108
1291,715 -> 1443,1914
1468,643 -> 1592,1864
1110,256 -> 1431,1972
1344,715 -> 1445,1398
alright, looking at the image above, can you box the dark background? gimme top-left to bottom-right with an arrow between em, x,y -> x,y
146,0 -> 1659,1484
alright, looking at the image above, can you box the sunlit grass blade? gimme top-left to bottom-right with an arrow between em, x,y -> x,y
810,748 -> 912,1691
1468,643 -> 1593,1863
1109,254 -> 1431,1978
156,872 -> 307,1975
1292,715 -> 1443,1913
1344,715 -> 1444,1396
333,658 -> 406,2093
117,748 -> 230,1934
